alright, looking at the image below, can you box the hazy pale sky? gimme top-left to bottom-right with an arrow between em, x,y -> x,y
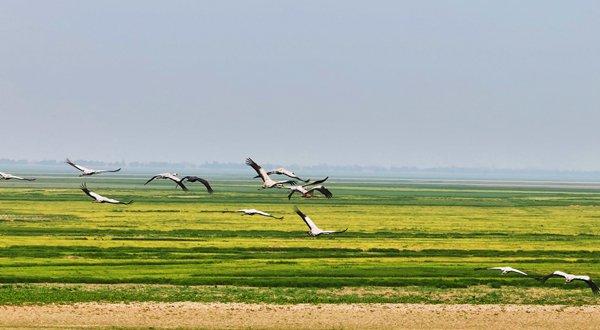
1,1 -> 599,169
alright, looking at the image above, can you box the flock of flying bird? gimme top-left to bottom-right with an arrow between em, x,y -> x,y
0,157 -> 597,294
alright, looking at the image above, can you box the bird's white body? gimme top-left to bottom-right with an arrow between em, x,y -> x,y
285,177 -> 332,199
156,172 -> 182,182
0,172 -> 35,181
488,267 -> 528,276
287,185 -> 310,195
551,271 -> 590,283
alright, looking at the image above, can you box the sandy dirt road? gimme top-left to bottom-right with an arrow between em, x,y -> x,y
0,303 -> 598,329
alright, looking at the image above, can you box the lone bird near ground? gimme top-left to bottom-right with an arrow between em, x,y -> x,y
0,171 -> 36,181
475,266 -> 528,276
145,173 -> 189,191
294,206 -> 347,237
253,167 -> 309,182
285,177 -> 332,199
234,209 -> 284,219
181,176 -> 213,194
66,158 -> 121,176
538,271 -> 599,294
246,158 -> 296,189
80,183 -> 132,205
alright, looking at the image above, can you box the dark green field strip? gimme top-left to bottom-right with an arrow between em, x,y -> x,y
3,185 -> 600,207
1,245 -> 599,260
0,284 -> 597,305
1,226 -> 598,241
2,257 -> 596,269
0,274 -> 595,290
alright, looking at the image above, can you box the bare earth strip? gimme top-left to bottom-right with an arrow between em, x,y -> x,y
0,303 -> 599,329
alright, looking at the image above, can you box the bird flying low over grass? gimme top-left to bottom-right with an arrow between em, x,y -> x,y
294,206 -> 347,237
0,171 -> 36,181
254,167 -> 309,182
180,176 -> 213,194
145,173 -> 189,191
284,177 -> 332,199
475,266 -> 528,276
66,158 -> 121,176
246,158 -> 297,189
80,183 -> 133,205
538,271 -> 599,294
234,209 -> 284,219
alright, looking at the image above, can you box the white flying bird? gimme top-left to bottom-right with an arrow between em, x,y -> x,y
235,209 -> 284,219
475,266 -> 528,276
66,158 -> 121,176
145,173 -> 189,191
246,158 -> 296,189
285,177 -> 332,199
254,167 -> 309,182
80,183 -> 132,205
539,270 -> 599,294
0,171 -> 36,181
294,207 -> 347,237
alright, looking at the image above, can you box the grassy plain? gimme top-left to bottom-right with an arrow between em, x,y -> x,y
0,175 -> 598,305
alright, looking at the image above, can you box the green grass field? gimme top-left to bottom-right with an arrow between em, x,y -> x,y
0,175 -> 599,305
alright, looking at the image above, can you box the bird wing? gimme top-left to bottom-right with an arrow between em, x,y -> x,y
95,168 -> 121,174
80,184 -> 96,200
309,186 -> 333,198
278,168 -> 303,180
144,175 -> 160,185
540,271 -> 566,282
255,210 -> 272,217
304,177 -> 329,187
183,176 -> 213,193
509,268 -> 528,276
488,267 -> 504,271
103,197 -> 121,204
66,159 -> 91,172
277,179 -> 297,185
245,158 -> 269,182
322,228 -> 348,235
287,190 -> 297,200
294,207 -> 318,231
171,178 -> 189,191
583,279 -> 599,294
80,184 -> 103,201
